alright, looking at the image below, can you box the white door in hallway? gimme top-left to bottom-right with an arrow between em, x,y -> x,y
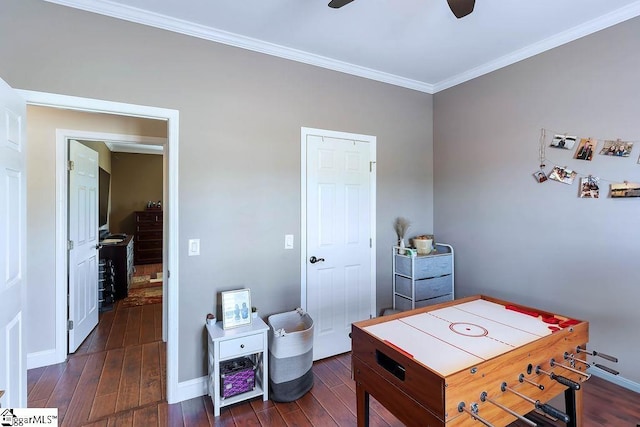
0,76 -> 27,407
303,128 -> 376,360
68,139 -> 99,353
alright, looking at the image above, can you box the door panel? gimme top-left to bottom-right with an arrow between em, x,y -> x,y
68,140 -> 99,353
0,76 -> 27,408
305,130 -> 375,360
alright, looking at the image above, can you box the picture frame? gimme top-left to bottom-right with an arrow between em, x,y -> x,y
548,166 -> 577,185
221,289 -> 252,329
600,139 -> 633,157
573,137 -> 596,161
579,176 -> 600,198
533,170 -> 548,183
610,182 -> 640,198
550,134 -> 577,150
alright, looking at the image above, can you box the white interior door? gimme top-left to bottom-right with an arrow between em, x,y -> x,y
68,139 -> 99,353
303,128 -> 376,360
0,77 -> 27,408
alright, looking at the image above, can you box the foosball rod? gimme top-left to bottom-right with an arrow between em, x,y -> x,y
564,352 -> 590,367
564,351 -> 620,375
567,351 -> 620,375
457,402 -> 495,427
550,359 -> 591,379
519,373 -> 544,390
576,346 -> 618,363
532,364 -> 581,390
500,382 -> 570,424
479,391 -> 537,427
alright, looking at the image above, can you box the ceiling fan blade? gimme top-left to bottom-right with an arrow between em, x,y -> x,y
447,0 -> 475,18
328,0 -> 355,8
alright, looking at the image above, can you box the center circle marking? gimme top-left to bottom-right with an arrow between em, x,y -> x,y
449,322 -> 488,337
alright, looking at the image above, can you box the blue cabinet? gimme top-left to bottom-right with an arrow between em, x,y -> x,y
392,243 -> 454,311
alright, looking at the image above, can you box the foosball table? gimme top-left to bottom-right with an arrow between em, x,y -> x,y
351,295 -> 617,427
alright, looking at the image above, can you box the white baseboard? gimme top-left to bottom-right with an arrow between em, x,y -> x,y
27,349 -> 66,370
174,376 -> 208,403
589,368 -> 640,393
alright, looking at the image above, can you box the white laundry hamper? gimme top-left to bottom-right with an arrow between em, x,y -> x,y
268,308 -> 314,402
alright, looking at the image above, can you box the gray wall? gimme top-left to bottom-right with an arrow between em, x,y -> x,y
0,0 -> 434,382
434,18 -> 640,383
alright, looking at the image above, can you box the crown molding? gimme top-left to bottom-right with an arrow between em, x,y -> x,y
105,142 -> 164,154
43,0 -> 434,93
43,0 -> 640,94
433,1 -> 640,92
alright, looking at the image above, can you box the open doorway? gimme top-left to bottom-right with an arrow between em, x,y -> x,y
21,90 -> 181,404
72,135 -> 165,349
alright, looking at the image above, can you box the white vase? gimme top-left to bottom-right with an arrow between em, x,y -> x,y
399,238 -> 406,254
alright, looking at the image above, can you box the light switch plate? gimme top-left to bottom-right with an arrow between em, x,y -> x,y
285,234 -> 294,249
188,239 -> 200,256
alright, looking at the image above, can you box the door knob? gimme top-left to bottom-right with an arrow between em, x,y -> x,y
309,256 -> 325,264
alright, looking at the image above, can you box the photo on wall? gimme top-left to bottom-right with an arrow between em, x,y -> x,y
533,170 -> 548,183
549,166 -> 577,185
579,176 -> 600,198
550,134 -> 577,150
610,182 -> 640,198
600,140 -> 633,157
574,138 -> 596,161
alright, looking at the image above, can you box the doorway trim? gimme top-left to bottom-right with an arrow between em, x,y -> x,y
299,127 -> 377,316
18,89 -> 181,404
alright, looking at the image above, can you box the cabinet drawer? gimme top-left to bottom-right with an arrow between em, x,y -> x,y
219,334 -> 263,359
395,253 -> 452,279
137,229 -> 162,240
136,240 -> 162,251
137,223 -> 162,232
136,212 -> 162,223
395,275 -> 452,300
395,293 -> 452,311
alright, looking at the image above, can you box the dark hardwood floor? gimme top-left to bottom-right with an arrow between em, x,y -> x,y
28,298 -> 640,426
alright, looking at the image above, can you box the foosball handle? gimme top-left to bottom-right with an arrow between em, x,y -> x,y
594,364 -> 620,375
550,373 -> 580,390
535,401 -> 570,424
576,346 -> 618,363
593,351 -> 618,363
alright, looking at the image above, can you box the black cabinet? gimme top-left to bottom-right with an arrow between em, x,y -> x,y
100,235 -> 134,300
98,258 -> 115,311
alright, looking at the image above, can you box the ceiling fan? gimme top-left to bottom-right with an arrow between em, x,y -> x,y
328,0 -> 475,19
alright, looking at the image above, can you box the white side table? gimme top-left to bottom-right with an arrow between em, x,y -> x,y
206,318 -> 269,417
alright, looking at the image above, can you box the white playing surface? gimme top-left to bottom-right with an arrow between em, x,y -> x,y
364,299 -> 553,376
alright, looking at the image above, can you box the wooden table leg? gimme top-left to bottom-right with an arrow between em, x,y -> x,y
356,382 -> 370,427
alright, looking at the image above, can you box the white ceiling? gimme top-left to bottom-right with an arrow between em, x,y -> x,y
46,0 -> 640,93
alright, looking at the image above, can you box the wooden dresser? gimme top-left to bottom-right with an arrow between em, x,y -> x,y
134,210 -> 163,265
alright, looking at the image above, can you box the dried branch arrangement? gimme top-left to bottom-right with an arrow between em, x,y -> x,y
393,217 -> 411,241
